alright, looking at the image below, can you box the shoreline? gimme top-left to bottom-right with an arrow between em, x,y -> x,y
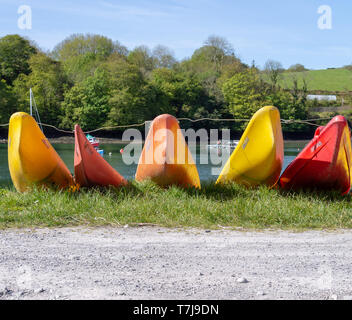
0,137 -> 141,144
0,137 -> 310,145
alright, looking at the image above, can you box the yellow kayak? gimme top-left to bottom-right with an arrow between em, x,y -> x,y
8,112 -> 74,192
216,106 -> 284,187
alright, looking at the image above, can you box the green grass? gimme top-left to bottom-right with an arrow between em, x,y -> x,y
1,181 -> 352,230
265,68 -> 352,92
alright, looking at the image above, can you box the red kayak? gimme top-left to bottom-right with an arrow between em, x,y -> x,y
279,116 -> 352,195
74,125 -> 127,188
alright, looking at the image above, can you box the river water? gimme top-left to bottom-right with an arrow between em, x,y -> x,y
0,141 -> 307,187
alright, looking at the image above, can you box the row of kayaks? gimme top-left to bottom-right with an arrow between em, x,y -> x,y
7,106 -> 352,195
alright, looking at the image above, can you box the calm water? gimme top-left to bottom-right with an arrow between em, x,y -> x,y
0,141 -> 308,187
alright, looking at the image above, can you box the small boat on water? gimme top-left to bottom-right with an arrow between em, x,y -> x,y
86,134 -> 99,148
8,112 -> 74,192
74,124 -> 127,188
207,141 -> 238,150
96,148 -> 104,157
279,115 -> 352,195
216,106 -> 284,188
135,114 -> 201,188
86,133 -> 104,156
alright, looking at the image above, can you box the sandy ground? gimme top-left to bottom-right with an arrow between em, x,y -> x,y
1,226 -> 352,300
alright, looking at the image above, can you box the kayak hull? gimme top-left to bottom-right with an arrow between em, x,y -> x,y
8,112 -> 74,192
135,114 -> 201,188
216,106 -> 284,187
74,124 -> 127,188
279,115 -> 352,194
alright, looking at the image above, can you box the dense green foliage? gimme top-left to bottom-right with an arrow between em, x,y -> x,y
0,79 -> 17,123
61,68 -> 111,130
222,69 -> 266,121
1,182 -> 352,229
14,52 -> 68,126
0,33 -> 342,133
0,35 -> 37,85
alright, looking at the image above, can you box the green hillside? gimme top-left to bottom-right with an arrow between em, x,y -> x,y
275,68 -> 352,92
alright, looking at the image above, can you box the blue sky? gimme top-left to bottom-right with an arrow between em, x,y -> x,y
0,0 -> 351,69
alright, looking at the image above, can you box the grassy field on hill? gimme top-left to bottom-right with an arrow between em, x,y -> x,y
269,68 -> 352,92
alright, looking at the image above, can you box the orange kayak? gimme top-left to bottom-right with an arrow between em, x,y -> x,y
74,124 -> 127,188
135,114 -> 201,188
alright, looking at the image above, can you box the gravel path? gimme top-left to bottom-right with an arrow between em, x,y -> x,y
1,227 -> 352,300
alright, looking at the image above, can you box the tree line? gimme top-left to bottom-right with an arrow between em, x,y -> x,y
0,33 -> 313,133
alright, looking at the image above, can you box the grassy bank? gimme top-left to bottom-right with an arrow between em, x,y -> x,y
1,181 -> 352,230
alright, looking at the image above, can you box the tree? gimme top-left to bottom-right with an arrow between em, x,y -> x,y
13,52 -> 68,126
0,79 -> 17,123
127,46 -> 155,77
60,52 -> 103,83
264,59 -> 284,87
107,83 -> 166,126
52,33 -> 126,61
151,68 -> 211,119
178,36 -> 241,108
0,32 -> 317,136
104,53 -> 145,90
105,56 -> 166,126
265,78 -> 309,131
288,63 -> 308,72
152,45 -> 177,69
61,68 -> 111,130
182,36 -> 236,75
149,68 -> 220,131
217,60 -> 248,87
52,34 -> 127,83
0,35 -> 37,85
222,69 -> 268,122
203,35 -> 235,71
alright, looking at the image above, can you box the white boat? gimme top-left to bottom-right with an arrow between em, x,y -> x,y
207,141 -> 238,149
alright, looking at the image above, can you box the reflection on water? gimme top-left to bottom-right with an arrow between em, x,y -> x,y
0,141 -> 308,187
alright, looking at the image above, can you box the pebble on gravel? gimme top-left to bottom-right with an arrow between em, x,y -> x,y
237,277 -> 249,283
35,288 -> 46,294
4,287 -> 14,295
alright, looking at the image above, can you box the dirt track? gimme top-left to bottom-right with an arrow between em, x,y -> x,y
1,227 -> 352,300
